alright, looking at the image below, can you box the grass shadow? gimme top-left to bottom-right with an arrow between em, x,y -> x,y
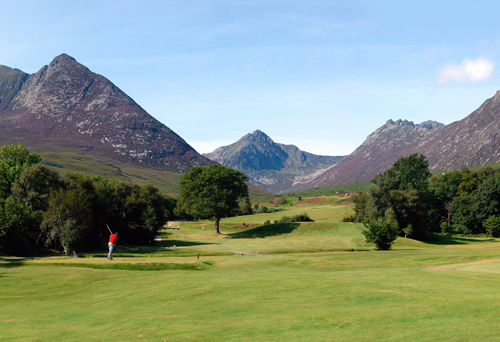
0,260 -> 25,277
160,240 -> 219,247
229,223 -> 299,239
422,233 -> 498,245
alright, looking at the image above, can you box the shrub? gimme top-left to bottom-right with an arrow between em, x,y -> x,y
342,215 -> 356,222
263,220 -> 271,225
278,216 -> 291,223
290,214 -> 314,222
275,197 -> 287,205
277,214 -> 314,224
440,222 -> 453,237
362,218 -> 399,250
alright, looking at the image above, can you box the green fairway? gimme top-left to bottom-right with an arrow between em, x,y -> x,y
2,197 -> 500,341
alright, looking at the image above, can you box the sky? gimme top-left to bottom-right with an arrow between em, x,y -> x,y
1,0 -> 500,156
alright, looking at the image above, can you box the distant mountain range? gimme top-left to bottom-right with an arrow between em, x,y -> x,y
299,91 -> 500,189
0,54 -> 213,172
204,130 -> 345,193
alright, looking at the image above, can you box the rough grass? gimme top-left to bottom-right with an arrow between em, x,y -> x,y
2,195 -> 500,341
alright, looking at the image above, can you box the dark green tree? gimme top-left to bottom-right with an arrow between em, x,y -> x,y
389,189 -> 428,238
354,154 -> 431,237
457,169 -> 481,196
0,198 -> 39,255
484,216 -> 500,238
474,175 -> 500,224
177,164 -> 249,234
11,164 -> 64,212
451,195 -> 477,235
42,188 -> 93,255
373,153 -> 431,193
0,144 -> 41,198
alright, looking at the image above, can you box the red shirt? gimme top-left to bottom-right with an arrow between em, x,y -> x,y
109,234 -> 118,244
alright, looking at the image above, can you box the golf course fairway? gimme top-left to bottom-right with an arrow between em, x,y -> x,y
2,200 -> 500,341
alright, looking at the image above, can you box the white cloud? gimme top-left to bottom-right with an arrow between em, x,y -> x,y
436,57 -> 494,85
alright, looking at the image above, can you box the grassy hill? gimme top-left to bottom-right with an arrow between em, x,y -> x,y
3,196 -> 500,341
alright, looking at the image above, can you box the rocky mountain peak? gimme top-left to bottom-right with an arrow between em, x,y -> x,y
205,130 -> 345,193
0,54 -> 213,172
385,119 -> 415,127
417,120 -> 445,130
249,129 -> 274,144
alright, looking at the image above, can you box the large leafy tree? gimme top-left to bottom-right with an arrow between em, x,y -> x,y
42,188 -> 93,255
0,144 -> 42,198
177,164 -> 249,234
355,153 -> 431,238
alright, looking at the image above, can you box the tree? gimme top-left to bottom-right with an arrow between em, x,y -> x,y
11,164 -> 64,212
388,189 -> 428,238
484,216 -> 500,238
0,144 -> 41,198
42,188 -> 93,255
362,218 -> 399,250
373,153 -> 431,193
0,198 -> 39,255
177,164 -> 249,234
354,154 -> 431,238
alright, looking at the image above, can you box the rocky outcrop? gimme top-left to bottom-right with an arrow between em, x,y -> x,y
205,130 -> 345,193
0,54 -> 213,172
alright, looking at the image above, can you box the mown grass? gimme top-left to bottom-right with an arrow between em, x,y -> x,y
2,195 -> 500,341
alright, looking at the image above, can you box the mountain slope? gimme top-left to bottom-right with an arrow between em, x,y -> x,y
302,91 -> 500,189
205,130 -> 345,193
0,54 -> 213,172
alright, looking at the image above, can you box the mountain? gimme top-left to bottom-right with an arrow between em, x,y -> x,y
0,54 -> 213,172
204,130 -> 345,193
301,91 -> 500,189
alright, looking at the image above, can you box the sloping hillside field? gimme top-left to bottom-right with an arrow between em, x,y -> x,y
2,198 -> 500,341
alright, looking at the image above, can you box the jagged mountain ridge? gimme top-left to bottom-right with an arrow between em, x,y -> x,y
205,130 -> 345,193
301,91 -> 500,189
0,54 -> 213,172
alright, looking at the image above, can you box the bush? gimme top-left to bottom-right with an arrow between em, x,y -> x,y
342,215 -> 356,222
290,214 -> 314,222
440,222 -> 453,237
484,216 -> 500,238
263,220 -> 271,225
276,197 -> 287,205
278,216 -> 291,224
362,218 -> 399,250
277,214 -> 314,224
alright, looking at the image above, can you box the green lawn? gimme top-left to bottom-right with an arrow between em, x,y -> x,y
2,198 -> 500,341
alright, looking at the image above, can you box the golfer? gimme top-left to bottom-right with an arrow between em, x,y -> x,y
108,232 -> 119,260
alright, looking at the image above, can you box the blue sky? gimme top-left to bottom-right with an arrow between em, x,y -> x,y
1,0 -> 500,155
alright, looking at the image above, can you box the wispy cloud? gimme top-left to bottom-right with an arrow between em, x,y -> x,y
436,57 -> 494,85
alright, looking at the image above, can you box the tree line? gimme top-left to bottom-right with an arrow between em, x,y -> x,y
0,144 -> 175,256
351,153 -> 500,249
